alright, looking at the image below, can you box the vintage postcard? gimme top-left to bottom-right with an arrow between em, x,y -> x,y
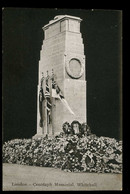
2,8 -> 122,191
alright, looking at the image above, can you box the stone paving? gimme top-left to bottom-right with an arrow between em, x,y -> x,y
3,163 -> 122,191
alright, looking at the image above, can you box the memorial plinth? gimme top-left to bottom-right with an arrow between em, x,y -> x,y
34,15 -> 87,138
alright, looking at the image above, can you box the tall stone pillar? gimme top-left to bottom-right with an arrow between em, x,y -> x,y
34,15 -> 87,137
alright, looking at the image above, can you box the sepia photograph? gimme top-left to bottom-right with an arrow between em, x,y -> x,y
2,8 -> 122,191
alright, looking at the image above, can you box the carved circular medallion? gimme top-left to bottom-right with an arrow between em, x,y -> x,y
66,58 -> 84,79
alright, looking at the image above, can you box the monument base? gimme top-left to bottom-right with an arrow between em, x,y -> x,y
32,132 -> 61,139
32,134 -> 46,139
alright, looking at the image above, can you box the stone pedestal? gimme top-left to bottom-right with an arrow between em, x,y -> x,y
34,15 -> 87,138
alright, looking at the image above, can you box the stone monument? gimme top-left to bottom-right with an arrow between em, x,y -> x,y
34,15 -> 86,137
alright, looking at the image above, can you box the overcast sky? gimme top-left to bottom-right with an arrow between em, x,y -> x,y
2,8 -> 122,142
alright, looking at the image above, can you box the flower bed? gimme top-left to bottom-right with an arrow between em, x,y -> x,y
2,133 -> 122,173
